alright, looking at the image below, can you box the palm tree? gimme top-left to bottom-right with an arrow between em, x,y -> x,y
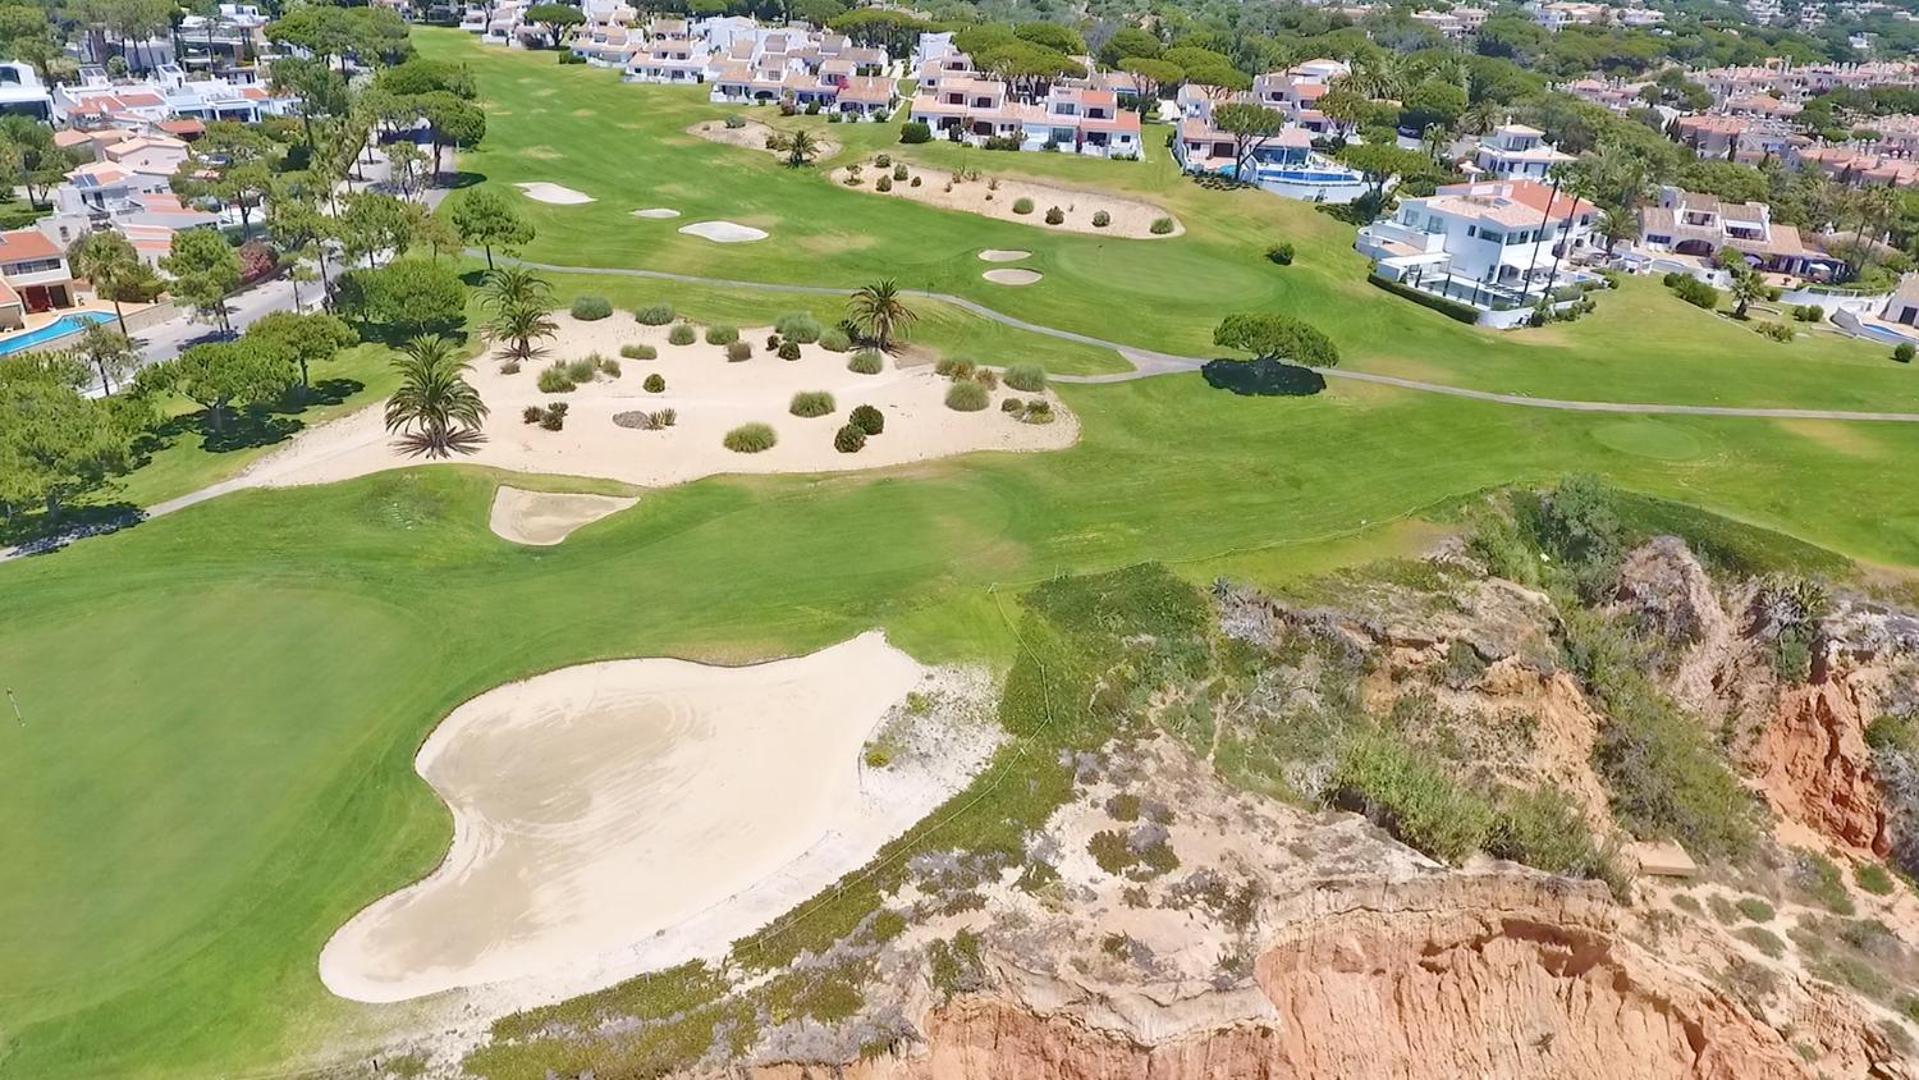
1729,268 -> 1770,319
783,129 -> 821,168
846,279 -> 917,351
1595,207 -> 1637,255
482,266 -> 552,313
384,335 -> 488,458
487,301 -> 558,365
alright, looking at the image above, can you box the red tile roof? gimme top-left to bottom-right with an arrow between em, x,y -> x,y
0,228 -> 62,263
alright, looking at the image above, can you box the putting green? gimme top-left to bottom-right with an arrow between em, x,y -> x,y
1589,419 -> 1709,461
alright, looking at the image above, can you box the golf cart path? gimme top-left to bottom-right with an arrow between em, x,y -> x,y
498,256 -> 1919,422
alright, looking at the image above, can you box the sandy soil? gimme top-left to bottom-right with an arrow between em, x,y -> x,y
983,268 -> 1043,286
228,313 -> 1077,493
978,249 -> 1031,262
515,182 -> 595,205
633,207 -> 681,219
488,486 -> 638,545
830,163 -> 1181,239
679,220 -> 767,243
317,633 -> 999,1004
689,118 -> 841,161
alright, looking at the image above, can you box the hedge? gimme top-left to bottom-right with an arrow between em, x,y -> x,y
1368,273 -> 1480,324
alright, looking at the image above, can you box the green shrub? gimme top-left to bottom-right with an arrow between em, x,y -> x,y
1754,320 -> 1795,342
1736,926 -> 1787,959
834,422 -> 866,453
499,359 -> 521,374
668,323 -> 697,346
1003,363 -> 1046,392
778,340 -> 802,361
765,333 -> 782,350
1001,397 -> 1026,414
944,380 -> 989,411
1896,343 -> 1915,364
620,343 -> 657,360
1487,786 -> 1627,897
643,373 -> 665,393
537,365 -> 575,393
521,405 -> 543,424
946,359 -> 976,381
893,163 -> 907,181
1736,897 -> 1776,922
1023,400 -> 1055,424
570,295 -> 612,321
973,368 -> 998,390
1266,241 -> 1295,265
1668,275 -> 1720,309
875,175 -> 892,192
723,422 -> 777,453
774,312 -> 822,343
1708,894 -> 1740,924
1012,197 -> 1035,215
1672,893 -> 1702,915
635,303 -> 676,325
1789,849 -> 1856,915
1858,863 -> 1897,895
819,327 -> 851,352
1044,206 -> 1064,225
598,356 -> 621,378
704,324 -> 739,345
1092,210 -> 1111,228
789,390 -> 835,417
1150,217 -> 1174,235
899,120 -> 931,143
849,403 -> 883,435
564,356 -> 598,383
847,349 -> 883,374
910,176 -> 922,187
874,153 -> 890,167
1792,304 -> 1824,322
537,402 -> 568,429
725,340 -> 753,362
1327,729 -> 1493,864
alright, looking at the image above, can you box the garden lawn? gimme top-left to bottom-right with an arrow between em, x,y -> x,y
4,365 -> 1919,1078
417,29 -> 1918,413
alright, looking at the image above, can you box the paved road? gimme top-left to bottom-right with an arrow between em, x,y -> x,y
499,256 -> 1919,423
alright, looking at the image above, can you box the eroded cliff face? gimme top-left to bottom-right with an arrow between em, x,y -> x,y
751,876 -> 1830,1080
1613,536 -> 1914,857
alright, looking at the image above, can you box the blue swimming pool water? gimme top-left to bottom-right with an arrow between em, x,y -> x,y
0,311 -> 114,357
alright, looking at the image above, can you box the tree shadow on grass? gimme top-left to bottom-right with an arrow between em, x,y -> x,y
1201,359 -> 1327,397
1,501 -> 144,553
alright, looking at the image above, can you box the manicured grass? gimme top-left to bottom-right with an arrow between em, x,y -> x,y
6,363 -> 1919,1075
416,29 -> 1917,413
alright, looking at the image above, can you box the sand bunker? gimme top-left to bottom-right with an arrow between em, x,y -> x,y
319,633 -> 995,1003
633,207 -> 681,219
690,118 -> 841,161
978,249 -> 1031,262
983,268 -> 1043,286
679,220 -> 768,243
488,486 -> 637,546
516,182 -> 595,205
222,313 -> 1075,493
831,163 -> 1180,239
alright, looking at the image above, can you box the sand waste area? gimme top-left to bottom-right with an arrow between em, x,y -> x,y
516,182 -> 596,205
977,249 -> 1031,262
633,207 -> 681,219
224,313 -> 1076,493
830,162 -> 1180,239
488,486 -> 637,545
318,633 -> 997,1004
689,118 -> 841,161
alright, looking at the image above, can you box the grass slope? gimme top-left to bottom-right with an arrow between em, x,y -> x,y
416,29 -> 1917,412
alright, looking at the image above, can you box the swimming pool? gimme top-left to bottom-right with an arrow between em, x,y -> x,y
0,311 -> 115,357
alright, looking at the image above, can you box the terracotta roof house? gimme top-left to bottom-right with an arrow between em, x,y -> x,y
0,228 -> 75,313
1638,187 -> 1842,279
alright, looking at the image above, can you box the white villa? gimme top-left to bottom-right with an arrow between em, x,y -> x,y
52,64 -> 294,128
0,61 -> 53,121
906,62 -> 1142,158
1461,123 -> 1573,180
1637,188 -> 1843,281
1357,178 -> 1601,325
1170,59 -> 1367,201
